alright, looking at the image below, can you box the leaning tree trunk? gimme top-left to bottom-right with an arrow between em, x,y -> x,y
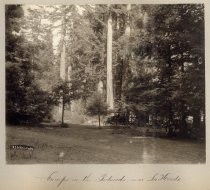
106,7 -> 114,110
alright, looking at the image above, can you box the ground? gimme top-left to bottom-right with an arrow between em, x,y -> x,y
6,124 -> 205,164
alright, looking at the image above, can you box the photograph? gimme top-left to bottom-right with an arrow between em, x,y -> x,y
5,3 -> 205,164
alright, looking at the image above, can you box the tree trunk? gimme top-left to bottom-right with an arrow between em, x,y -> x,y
60,41 -> 66,80
67,65 -> 72,81
115,5 -> 131,104
125,4 -> 131,36
122,4 -> 131,99
97,80 -> 103,94
59,12 -> 67,122
106,7 -> 114,110
59,43 -> 66,121
98,114 -> 101,128
61,95 -> 65,126
179,110 -> 187,137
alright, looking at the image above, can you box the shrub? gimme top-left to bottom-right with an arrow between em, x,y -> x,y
86,93 -> 108,128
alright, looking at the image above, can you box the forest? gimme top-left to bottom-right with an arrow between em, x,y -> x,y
6,4 -> 205,139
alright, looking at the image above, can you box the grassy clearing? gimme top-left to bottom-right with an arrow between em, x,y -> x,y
6,124 -> 205,164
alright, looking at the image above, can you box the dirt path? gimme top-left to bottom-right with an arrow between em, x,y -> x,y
6,125 -> 205,164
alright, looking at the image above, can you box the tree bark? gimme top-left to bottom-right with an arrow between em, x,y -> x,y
60,42 -> 66,80
106,6 -> 114,110
125,4 -> 131,36
59,11 -> 67,122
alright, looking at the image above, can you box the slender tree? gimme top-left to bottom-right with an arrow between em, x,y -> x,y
86,93 -> 108,128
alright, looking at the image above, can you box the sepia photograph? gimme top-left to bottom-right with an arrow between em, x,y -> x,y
5,4 -> 205,164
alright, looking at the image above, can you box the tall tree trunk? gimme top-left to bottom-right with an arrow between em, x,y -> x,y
59,42 -> 66,120
122,4 -> 131,96
106,8 -> 114,110
59,12 -> 67,122
114,5 -> 131,105
125,4 -> 131,36
60,24 -> 66,80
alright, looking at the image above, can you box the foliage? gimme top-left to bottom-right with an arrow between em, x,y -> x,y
6,61 -> 53,124
106,113 -> 127,126
51,79 -> 81,105
121,4 -> 205,135
6,5 -> 54,124
86,93 -> 108,127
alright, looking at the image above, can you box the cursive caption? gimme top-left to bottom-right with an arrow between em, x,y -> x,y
35,171 -> 181,188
